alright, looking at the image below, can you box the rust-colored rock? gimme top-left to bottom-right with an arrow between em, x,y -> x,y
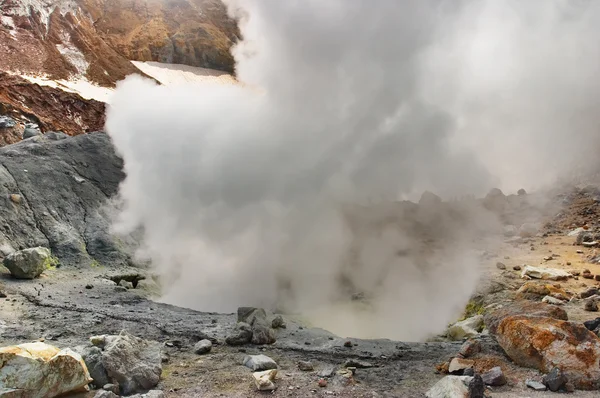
484,301 -> 568,335
495,315 -> 600,390
0,73 -> 105,140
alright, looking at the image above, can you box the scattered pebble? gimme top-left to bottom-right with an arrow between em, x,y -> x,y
496,262 -> 506,270
482,366 -> 507,386
513,265 -> 522,271
584,299 -> 598,312
343,341 -> 353,348
193,340 -> 212,355
526,380 -> 547,391
318,378 -> 328,388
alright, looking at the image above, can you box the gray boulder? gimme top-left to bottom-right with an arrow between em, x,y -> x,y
98,330 -> 162,395
193,339 -> 212,355
22,127 -> 41,139
225,322 -> 252,345
79,345 -> 110,387
236,307 -> 276,345
242,354 -> 277,371
44,131 -> 69,141
3,247 -> 54,279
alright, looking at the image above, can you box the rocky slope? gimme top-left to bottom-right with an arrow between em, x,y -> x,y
0,131 -> 134,268
0,0 -> 238,143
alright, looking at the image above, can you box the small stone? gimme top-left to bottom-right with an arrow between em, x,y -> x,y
448,358 -> 474,375
319,366 -> 335,378
567,262 -> 572,266
595,275 -> 600,282
9,194 -> 21,204
468,374 -> 485,398
118,280 -> 134,289
584,299 -> 598,312
526,380 -> 547,391
583,273 -> 594,280
193,339 -> 212,355
225,322 -> 252,346
242,354 -> 277,371
463,368 -> 474,376
344,340 -> 353,348
513,265 -> 522,271
542,295 -> 565,306
114,286 -> 127,292
447,315 -> 484,341
318,378 -> 328,388
458,339 -> 481,358
583,317 -> 600,331
482,366 -> 507,386
253,369 -> 277,391
581,287 -> 599,298
565,381 -> 575,392
298,360 -> 314,371
85,284 -> 94,289
343,359 -> 373,369
271,315 -> 286,329
578,250 -> 584,254
102,384 -> 119,394
496,262 -> 506,270
90,335 -> 106,347
542,367 -> 568,392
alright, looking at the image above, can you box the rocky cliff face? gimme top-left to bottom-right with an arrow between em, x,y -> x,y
0,0 -> 237,143
0,0 -> 237,86
0,131 -> 134,268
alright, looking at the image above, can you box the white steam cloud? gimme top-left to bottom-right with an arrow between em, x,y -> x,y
105,0 -> 600,341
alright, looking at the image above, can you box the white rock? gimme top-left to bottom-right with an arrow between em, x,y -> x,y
426,376 -> 473,398
253,369 -> 277,391
521,265 -> 571,281
447,315 -> 484,341
0,342 -> 92,398
568,227 -> 585,237
542,296 -> 565,306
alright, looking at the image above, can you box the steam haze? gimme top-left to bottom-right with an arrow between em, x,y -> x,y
105,0 -> 600,341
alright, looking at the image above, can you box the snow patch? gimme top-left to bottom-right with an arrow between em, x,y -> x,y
17,74 -> 114,103
0,16 -> 17,38
131,61 -> 237,86
56,42 -> 89,75
7,0 -> 80,32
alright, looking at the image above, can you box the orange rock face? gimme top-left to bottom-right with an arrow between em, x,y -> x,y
496,315 -> 600,390
484,300 -> 568,335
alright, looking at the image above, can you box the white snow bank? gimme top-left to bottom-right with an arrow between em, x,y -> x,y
131,61 -> 237,86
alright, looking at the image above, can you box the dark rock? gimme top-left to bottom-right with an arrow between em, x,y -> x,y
583,317 -> 600,331
513,265 -> 522,271
80,345 -> 110,387
468,374 -> 485,398
482,366 -> 506,386
225,322 -> 252,346
344,340 -> 353,348
271,315 -> 286,329
543,367 -> 568,392
463,368 -> 474,376
581,288 -> 599,299
236,307 -> 276,345
584,299 -> 598,312
517,188 -> 527,196
343,359 -> 373,369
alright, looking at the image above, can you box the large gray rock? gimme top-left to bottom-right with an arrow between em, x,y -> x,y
93,330 -> 162,395
225,322 -> 252,345
23,127 -> 41,139
236,307 -> 276,345
79,345 -> 110,387
0,132 -> 136,268
3,247 -> 53,279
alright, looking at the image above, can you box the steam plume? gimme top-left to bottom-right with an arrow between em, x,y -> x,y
105,0 -> 600,341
